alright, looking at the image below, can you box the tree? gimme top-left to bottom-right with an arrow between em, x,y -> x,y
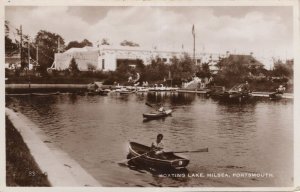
65,39 -> 93,50
120,40 -> 140,47
5,20 -> 9,37
213,56 -> 250,87
114,61 -> 133,82
272,59 -> 293,78
69,58 -> 79,75
81,39 -> 93,47
87,63 -> 96,71
35,30 -> 65,75
144,57 -> 169,82
101,38 -> 110,45
5,20 -> 19,54
65,41 -> 82,50
196,63 -> 211,78
170,53 -> 196,81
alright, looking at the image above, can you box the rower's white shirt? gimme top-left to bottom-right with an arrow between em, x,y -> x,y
153,141 -> 164,149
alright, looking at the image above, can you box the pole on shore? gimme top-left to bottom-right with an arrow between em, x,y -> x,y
19,25 -> 22,66
28,40 -> 30,67
36,41 -> 39,66
192,24 -> 196,65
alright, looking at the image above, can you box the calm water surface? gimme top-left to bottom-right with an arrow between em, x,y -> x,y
6,92 -> 293,187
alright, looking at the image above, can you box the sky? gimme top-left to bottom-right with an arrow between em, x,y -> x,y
5,6 -> 294,68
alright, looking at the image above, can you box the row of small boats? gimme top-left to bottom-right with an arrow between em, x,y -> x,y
209,84 -> 286,102
115,84 -> 178,92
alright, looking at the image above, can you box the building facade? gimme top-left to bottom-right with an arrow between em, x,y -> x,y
52,45 -> 224,72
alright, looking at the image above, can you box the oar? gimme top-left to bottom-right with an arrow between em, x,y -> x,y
118,149 -> 157,167
145,102 -> 156,108
172,148 -> 208,153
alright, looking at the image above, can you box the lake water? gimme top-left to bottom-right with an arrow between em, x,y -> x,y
6,92 -> 293,187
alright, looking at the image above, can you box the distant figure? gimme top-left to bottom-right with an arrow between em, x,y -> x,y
158,107 -> 165,113
151,134 -> 164,155
128,76 -> 133,82
158,104 -> 165,113
276,85 -> 285,94
241,81 -> 250,93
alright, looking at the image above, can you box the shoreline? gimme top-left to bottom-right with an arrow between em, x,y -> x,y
5,108 -> 101,187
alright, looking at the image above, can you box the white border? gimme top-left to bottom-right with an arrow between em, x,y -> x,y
1,0 -> 299,191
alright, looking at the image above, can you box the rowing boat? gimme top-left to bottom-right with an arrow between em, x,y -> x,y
143,109 -> 172,119
128,142 -> 189,170
269,92 -> 283,100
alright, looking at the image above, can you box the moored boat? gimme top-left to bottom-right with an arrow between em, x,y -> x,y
119,90 -> 135,94
143,109 -> 172,119
116,87 -> 135,94
128,142 -> 189,170
31,92 -> 60,96
216,84 -> 252,103
269,92 -> 283,100
218,91 -> 252,102
136,87 -> 149,92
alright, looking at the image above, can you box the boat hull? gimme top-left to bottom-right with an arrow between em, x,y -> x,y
128,142 -> 189,170
143,109 -> 172,119
269,92 -> 283,100
217,91 -> 252,103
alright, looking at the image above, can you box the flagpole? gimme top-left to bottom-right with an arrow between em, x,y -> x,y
193,33 -> 195,64
192,24 -> 195,65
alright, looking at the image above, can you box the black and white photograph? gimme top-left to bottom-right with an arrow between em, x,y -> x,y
2,0 -> 298,190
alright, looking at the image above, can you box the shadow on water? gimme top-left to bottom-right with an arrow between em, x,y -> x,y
143,117 -> 168,123
125,161 -> 190,184
68,94 -> 78,104
6,92 -> 293,187
146,92 -> 196,106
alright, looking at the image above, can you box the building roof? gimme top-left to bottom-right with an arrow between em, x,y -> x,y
65,46 -> 98,53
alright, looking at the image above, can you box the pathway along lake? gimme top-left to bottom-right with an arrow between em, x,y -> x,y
6,92 -> 293,187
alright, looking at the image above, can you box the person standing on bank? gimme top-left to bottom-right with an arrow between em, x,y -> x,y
241,81 -> 250,93
276,85 -> 285,94
151,134 -> 164,155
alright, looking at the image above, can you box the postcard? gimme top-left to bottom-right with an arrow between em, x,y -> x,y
1,0 -> 299,191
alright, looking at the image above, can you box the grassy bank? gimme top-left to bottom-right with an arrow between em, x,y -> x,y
6,116 -> 51,186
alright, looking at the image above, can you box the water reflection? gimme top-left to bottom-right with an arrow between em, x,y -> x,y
6,92 -> 293,187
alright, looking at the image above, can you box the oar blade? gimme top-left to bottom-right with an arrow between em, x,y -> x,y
145,102 -> 153,108
174,148 -> 209,153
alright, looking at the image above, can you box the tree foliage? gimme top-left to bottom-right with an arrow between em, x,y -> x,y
196,63 -> 211,78
69,58 -> 79,76
215,57 -> 250,87
101,38 -> 110,45
170,53 -> 196,81
144,57 -> 170,82
35,30 -> 65,75
271,59 -> 293,78
120,40 -> 140,47
5,20 -> 19,54
87,63 -> 97,71
65,39 -> 93,50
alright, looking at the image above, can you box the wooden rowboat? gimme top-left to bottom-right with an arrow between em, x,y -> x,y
128,142 -> 189,170
269,92 -> 283,100
143,109 -> 172,119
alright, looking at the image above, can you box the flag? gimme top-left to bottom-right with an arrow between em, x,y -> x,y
192,24 -> 195,37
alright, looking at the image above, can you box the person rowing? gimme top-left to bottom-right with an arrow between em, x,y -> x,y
158,103 -> 166,113
158,106 -> 166,113
151,134 -> 164,155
